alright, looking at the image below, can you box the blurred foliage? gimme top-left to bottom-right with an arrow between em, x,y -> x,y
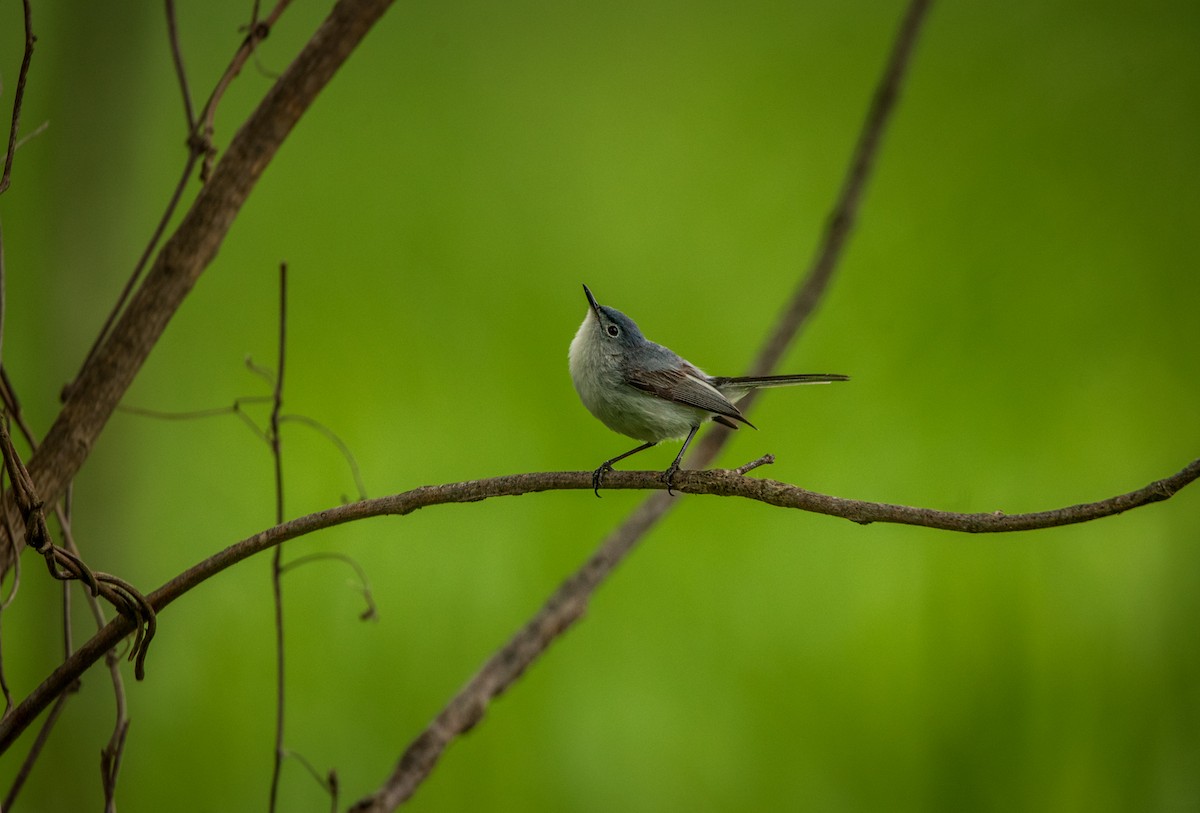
0,0 -> 1197,811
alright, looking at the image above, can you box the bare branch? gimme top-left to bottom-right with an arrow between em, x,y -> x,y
2,0 -> 397,577
0,0 -> 34,196
269,264 -> 287,811
352,1 -> 937,807
1,453 -> 1195,756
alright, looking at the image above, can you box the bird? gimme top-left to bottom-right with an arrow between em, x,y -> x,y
569,283 -> 848,496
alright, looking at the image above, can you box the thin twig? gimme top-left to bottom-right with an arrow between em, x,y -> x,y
0,615 -> 10,713
0,421 -> 24,630
56,501 -> 131,813
0,366 -> 37,447
195,0 -> 294,181
0,446 -> 14,713
2,452 -> 1196,756
122,396 -> 274,445
733,454 -> 775,476
2,691 -> 74,809
268,263 -> 287,812
118,400 -> 366,497
279,551 -> 377,621
11,119 -> 47,152
282,749 -> 339,810
99,717 -> 129,813
351,2 -> 936,808
164,0 -> 197,132
3,540 -> 78,810
0,418 -> 52,554
0,232 -> 14,730
0,218 -> 7,364
118,395 -> 274,421
0,0 -> 35,196
0,495 -> 18,610
280,415 -> 369,500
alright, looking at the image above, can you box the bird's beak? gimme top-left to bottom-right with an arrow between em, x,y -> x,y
582,284 -> 603,321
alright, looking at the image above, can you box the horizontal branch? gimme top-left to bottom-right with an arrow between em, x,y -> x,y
1,453 -> 1196,754
696,454 -> 1200,531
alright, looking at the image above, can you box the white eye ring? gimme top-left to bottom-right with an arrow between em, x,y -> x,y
606,325 -> 619,337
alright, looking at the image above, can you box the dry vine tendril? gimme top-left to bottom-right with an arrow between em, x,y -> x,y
0,420 -> 155,679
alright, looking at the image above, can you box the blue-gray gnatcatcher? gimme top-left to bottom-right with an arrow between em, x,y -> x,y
569,284 -> 848,496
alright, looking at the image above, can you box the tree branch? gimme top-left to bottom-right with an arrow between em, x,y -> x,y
0,0 -> 396,576
352,0 -> 936,808
2,454 -> 1195,755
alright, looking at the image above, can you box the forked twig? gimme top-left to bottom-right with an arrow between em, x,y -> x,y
194,0 -> 294,181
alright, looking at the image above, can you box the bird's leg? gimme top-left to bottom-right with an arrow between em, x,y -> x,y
662,425 -> 700,496
592,440 -> 657,498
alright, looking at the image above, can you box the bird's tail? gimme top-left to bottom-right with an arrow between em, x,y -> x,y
711,373 -> 849,390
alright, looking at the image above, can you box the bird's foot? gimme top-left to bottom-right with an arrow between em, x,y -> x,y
662,463 -> 682,496
592,463 -> 614,498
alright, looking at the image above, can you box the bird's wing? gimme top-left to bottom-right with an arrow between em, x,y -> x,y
626,365 -> 752,426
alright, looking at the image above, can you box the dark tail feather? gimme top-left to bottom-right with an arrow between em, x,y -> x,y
710,373 -> 849,388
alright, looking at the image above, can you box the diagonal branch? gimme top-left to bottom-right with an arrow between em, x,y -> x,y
0,0 -> 396,577
1,453 -> 1196,755
352,1 -> 936,808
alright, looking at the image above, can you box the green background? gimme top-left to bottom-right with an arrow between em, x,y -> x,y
1,1 -> 1198,810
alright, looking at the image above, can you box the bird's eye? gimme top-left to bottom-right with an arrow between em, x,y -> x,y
606,325 -> 619,337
